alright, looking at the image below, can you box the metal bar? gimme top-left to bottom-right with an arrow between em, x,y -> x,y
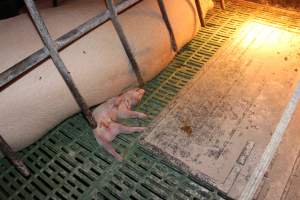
105,0 -> 144,87
53,0 -> 58,7
195,0 -> 206,27
0,135 -> 31,177
157,0 -> 178,52
221,0 -> 225,10
24,0 -> 97,129
0,0 -> 142,90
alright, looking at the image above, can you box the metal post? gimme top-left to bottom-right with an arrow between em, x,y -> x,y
105,0 -> 144,87
221,0 -> 225,10
156,0 -> 178,52
0,135 -> 31,177
24,0 -> 97,129
195,0 -> 206,27
53,0 -> 58,7
0,0 -> 142,90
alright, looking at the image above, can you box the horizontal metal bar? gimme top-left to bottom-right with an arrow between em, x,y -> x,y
106,0 -> 144,87
0,135 -> 31,177
0,0 -> 142,90
24,0 -> 97,129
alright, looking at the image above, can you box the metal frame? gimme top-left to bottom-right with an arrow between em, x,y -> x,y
157,0 -> 178,52
0,135 -> 30,177
0,0 -> 186,176
221,0 -> 226,10
105,0 -> 144,87
24,0 -> 97,129
195,0 -> 206,27
53,0 -> 58,7
0,0 -> 142,89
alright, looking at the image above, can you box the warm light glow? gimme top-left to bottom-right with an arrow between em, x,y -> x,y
238,21 -> 294,54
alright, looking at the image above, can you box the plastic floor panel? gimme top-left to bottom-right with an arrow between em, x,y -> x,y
1,1 -> 300,199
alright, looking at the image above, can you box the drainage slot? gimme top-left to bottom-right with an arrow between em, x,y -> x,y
31,181 -> 47,196
73,174 -> 90,187
91,168 -> 101,176
54,160 -> 71,173
0,184 -> 9,197
78,168 -> 95,181
37,176 -> 53,190
55,191 -> 68,200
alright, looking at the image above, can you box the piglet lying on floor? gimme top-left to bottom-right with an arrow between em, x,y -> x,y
92,88 -> 147,160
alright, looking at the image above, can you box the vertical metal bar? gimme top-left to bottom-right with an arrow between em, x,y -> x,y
0,135 -> 31,177
195,0 -> 206,27
24,0 -> 97,129
0,0 -> 142,90
53,0 -> 58,7
157,0 -> 178,52
105,0 -> 144,87
220,0 -> 225,10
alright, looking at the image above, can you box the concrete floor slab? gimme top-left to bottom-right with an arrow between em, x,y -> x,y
140,20 -> 300,199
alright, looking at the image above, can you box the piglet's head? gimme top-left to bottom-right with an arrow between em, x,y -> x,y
132,88 -> 145,105
122,88 -> 145,106
136,88 -> 145,99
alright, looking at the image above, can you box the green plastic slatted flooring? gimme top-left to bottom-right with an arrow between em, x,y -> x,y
1,1 -> 300,199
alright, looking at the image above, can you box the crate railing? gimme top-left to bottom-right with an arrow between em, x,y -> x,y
0,0 -> 209,177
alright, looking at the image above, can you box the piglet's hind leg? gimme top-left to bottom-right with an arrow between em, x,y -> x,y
94,134 -> 123,161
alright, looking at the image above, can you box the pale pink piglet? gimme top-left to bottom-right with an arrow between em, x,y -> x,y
92,88 -> 147,160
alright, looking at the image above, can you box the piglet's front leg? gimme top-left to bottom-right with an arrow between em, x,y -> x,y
117,100 -> 147,119
93,121 -> 145,160
117,88 -> 147,119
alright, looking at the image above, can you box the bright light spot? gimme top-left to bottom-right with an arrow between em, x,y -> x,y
238,21 -> 292,54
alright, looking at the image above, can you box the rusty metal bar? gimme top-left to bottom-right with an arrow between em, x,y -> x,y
221,0 -> 226,10
157,0 -> 178,52
24,0 -> 97,129
0,135 -> 31,177
0,0 -> 142,90
53,0 -> 58,7
195,0 -> 206,27
105,0 -> 144,87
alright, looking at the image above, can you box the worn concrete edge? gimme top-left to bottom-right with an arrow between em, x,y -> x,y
280,152 -> 300,199
240,80 -> 300,200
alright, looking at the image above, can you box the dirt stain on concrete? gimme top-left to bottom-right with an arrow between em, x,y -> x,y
180,125 -> 193,136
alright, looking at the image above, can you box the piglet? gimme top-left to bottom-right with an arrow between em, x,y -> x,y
117,88 -> 147,119
92,88 -> 147,160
